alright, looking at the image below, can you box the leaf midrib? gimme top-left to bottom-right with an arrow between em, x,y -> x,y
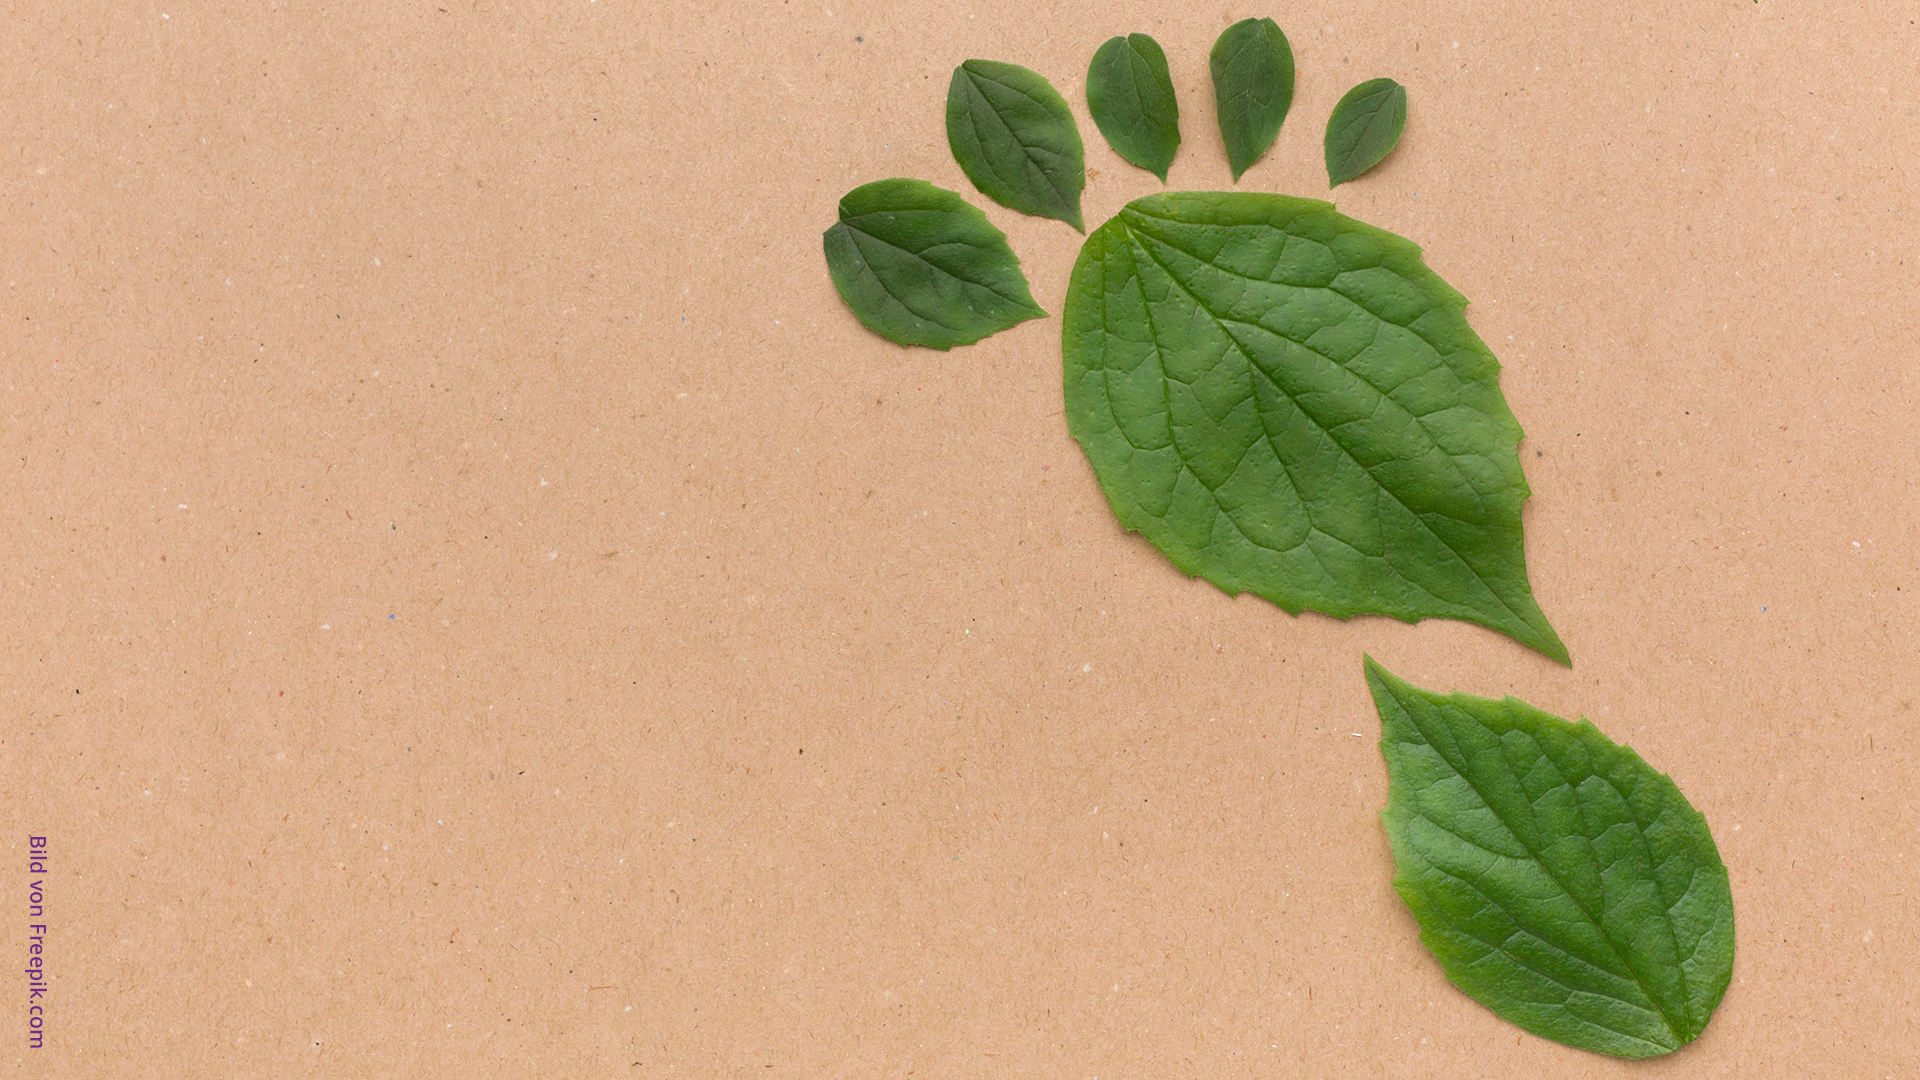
1214,28 -> 1286,118
837,216 -> 1039,316
1108,228 -> 1323,568
1405,842 -> 1679,1056
960,68 -> 1078,220
1124,40 -> 1175,136
1391,692 -> 1693,1046
1330,85 -> 1397,164
1123,203 -> 1483,411
1114,214 -> 1542,639
1122,201 -> 1537,515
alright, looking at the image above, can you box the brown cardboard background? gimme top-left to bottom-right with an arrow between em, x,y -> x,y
2,0 -> 1916,1074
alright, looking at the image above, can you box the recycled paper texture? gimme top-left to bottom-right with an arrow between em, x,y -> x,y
2,1 -> 1916,1075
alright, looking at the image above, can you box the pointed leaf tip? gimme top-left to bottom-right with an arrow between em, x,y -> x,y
824,178 -> 1046,349
947,59 -> 1086,229
1209,18 -> 1295,181
1369,660 -> 1735,1058
1063,192 -> 1567,659
1087,34 -> 1181,183
1325,77 -> 1408,187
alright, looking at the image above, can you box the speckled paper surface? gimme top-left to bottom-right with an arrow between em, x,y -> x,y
3,2 -> 1916,1075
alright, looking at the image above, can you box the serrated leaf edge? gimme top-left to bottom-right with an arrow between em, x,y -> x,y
1366,657 -> 1734,1058
1067,194 -> 1568,662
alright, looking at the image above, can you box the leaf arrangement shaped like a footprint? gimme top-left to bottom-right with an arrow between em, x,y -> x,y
817,21 -> 1736,1061
821,22 -> 1553,662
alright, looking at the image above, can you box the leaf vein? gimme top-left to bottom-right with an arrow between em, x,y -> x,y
1395,698 -> 1692,1044
1122,227 -> 1536,627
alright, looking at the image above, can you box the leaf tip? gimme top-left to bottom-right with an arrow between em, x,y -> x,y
1530,624 -> 1573,667
1361,655 -> 1412,709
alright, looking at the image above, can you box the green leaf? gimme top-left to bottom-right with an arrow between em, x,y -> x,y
1062,192 -> 1566,661
1325,78 -> 1408,187
1086,34 -> 1181,182
823,178 -> 1046,350
946,59 -> 1086,231
1209,17 -> 1295,181
1367,659 -> 1735,1058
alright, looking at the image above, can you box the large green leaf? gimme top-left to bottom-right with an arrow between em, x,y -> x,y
946,59 -> 1086,230
823,178 -> 1046,350
1086,33 -> 1181,182
1367,659 -> 1735,1058
1062,192 -> 1566,661
1209,17 -> 1294,181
